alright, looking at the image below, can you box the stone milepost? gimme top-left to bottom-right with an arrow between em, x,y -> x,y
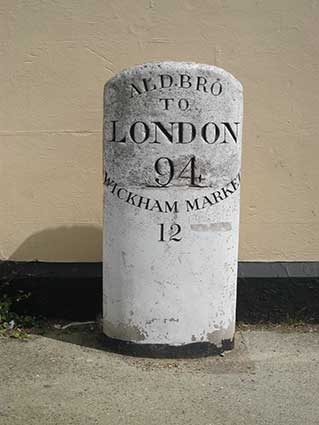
103,62 -> 243,356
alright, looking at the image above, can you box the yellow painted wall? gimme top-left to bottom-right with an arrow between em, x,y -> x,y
1,0 -> 318,262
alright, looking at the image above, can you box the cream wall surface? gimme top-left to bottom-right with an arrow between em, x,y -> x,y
0,0 -> 318,261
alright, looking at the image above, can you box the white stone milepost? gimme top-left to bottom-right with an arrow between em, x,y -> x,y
103,62 -> 243,355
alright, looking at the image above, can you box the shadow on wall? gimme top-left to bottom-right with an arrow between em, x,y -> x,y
9,225 -> 102,262
7,225 -> 103,319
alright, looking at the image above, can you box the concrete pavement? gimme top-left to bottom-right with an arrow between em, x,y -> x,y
0,324 -> 318,425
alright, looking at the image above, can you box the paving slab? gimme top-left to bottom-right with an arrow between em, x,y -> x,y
0,325 -> 318,425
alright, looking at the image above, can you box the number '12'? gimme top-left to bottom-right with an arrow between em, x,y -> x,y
158,223 -> 182,242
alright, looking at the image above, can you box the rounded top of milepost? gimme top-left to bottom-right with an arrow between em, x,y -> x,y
104,61 -> 243,92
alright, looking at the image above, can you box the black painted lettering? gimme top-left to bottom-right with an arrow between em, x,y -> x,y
104,171 -> 115,187
222,185 -> 234,198
178,98 -> 189,111
111,183 -> 118,194
221,122 -> 239,143
154,157 -> 174,186
196,76 -> 208,92
212,190 -> 225,203
170,223 -> 182,241
159,98 -> 174,110
152,122 -> 174,144
185,198 -> 201,212
231,175 -> 240,191
180,74 -> 192,88
126,191 -> 139,206
211,79 -> 222,96
201,122 -> 220,144
117,187 -> 128,200
150,200 -> 163,213
137,196 -> 151,210
159,74 -> 173,88
130,83 -> 142,98
159,223 -> 165,241
158,223 -> 182,242
129,121 -> 150,144
176,122 -> 196,144
202,196 -> 213,208
109,121 -> 126,143
142,78 -> 156,92
164,200 -> 178,213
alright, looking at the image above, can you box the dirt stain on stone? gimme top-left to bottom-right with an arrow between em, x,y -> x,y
191,222 -> 232,232
169,317 -> 179,322
103,320 -> 147,341
207,321 -> 235,346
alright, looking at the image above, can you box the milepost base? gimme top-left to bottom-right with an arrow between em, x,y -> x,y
100,334 -> 234,359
